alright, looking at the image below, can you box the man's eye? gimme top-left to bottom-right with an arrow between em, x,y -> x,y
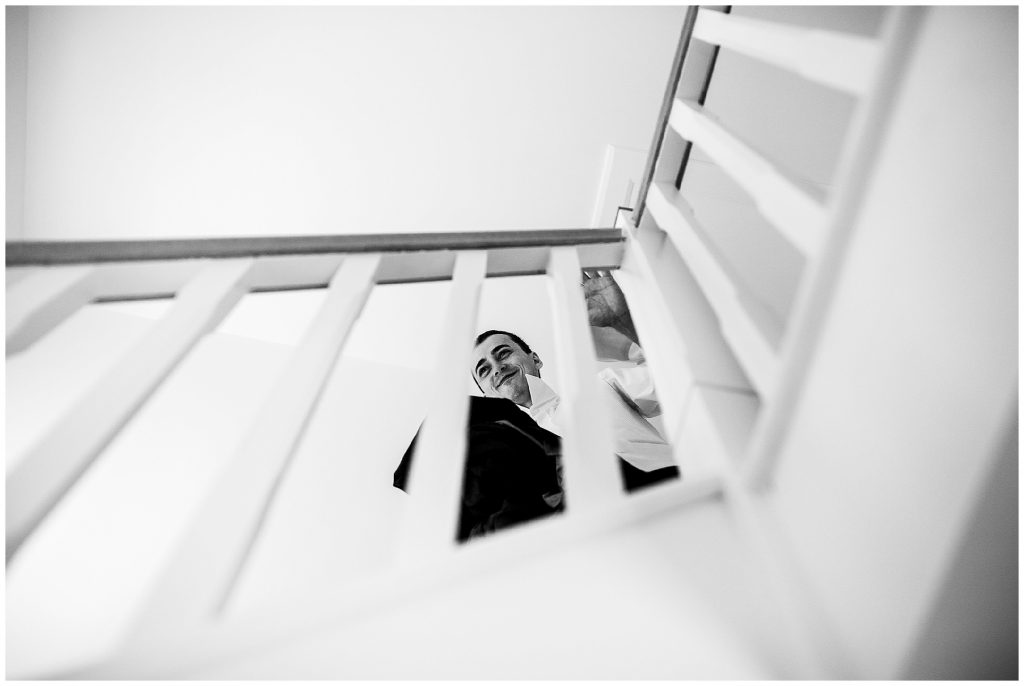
498,350 -> 509,359
478,366 -> 490,378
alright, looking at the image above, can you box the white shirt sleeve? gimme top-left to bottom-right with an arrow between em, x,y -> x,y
598,362 -> 660,418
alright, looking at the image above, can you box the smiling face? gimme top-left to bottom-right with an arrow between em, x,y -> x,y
472,333 -> 543,407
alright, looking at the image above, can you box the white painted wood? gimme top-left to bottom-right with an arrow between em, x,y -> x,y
669,98 -> 826,256
76,472 -> 726,679
633,5 -> 720,227
678,157 -> 807,324
5,320 -> 295,681
91,259 -> 208,301
676,385 -> 759,475
118,254 -> 379,639
378,242 -> 624,286
652,127 -> 688,186
742,8 -> 923,488
649,25 -> 723,187
6,259 -> 255,558
6,266 -> 35,286
546,246 -> 622,510
762,7 -> 1015,676
615,229 -> 753,480
675,12 -> 727,100
646,181 -> 781,396
677,384 -> 852,679
181,489 -> 775,678
694,8 -> 882,95
34,242 -> 620,303
611,244 -> 694,450
6,259 -> 215,305
628,211 -> 755,392
6,265 -> 97,355
181,504 -> 774,677
396,251 -> 487,564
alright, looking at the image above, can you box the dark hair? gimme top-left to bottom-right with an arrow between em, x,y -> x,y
471,330 -> 533,391
474,329 -> 532,354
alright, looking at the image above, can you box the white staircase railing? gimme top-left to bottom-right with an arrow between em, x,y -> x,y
8,5 -> 1015,680
630,5 -> 923,489
9,228 -> 737,678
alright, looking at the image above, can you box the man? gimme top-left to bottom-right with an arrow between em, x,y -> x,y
394,272 -> 677,542
471,272 -> 679,490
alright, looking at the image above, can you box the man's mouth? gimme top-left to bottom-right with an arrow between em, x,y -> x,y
495,369 -> 518,388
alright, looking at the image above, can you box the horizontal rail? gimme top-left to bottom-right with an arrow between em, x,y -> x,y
693,8 -> 881,96
668,98 -> 826,256
6,229 -> 624,266
5,242 -> 624,306
6,266 -> 98,356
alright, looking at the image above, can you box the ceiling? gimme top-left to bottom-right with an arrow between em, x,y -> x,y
6,6 -> 686,240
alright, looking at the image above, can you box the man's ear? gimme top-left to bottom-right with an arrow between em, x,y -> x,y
532,352 -> 543,370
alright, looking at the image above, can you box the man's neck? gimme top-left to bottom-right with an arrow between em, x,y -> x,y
521,373 -> 560,413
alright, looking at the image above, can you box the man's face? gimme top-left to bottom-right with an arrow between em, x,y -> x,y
472,333 -> 543,407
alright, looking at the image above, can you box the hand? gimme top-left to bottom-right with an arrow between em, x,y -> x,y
582,271 -> 629,329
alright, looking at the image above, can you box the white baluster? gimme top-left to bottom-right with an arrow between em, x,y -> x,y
546,246 -> 622,511
119,254 -> 380,640
7,265 -> 97,356
669,99 -> 826,257
396,251 -> 487,563
694,9 -> 881,95
7,259 -> 255,558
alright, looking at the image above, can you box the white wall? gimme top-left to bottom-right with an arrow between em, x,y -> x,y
13,5 -> 685,239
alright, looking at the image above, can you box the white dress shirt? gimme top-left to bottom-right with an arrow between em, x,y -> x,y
519,350 -> 676,473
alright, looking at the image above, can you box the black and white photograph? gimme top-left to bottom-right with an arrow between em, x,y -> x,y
4,3 -> 1018,680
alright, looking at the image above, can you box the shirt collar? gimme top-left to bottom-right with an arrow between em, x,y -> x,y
523,373 -> 559,418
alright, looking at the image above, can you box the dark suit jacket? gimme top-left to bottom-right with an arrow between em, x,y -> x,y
393,396 -> 678,542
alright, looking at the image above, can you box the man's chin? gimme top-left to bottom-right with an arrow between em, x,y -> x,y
500,383 -> 530,406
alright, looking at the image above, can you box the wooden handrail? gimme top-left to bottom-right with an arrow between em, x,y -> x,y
632,5 -> 729,226
632,6 -> 700,227
673,6 -> 731,190
6,229 -> 624,266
